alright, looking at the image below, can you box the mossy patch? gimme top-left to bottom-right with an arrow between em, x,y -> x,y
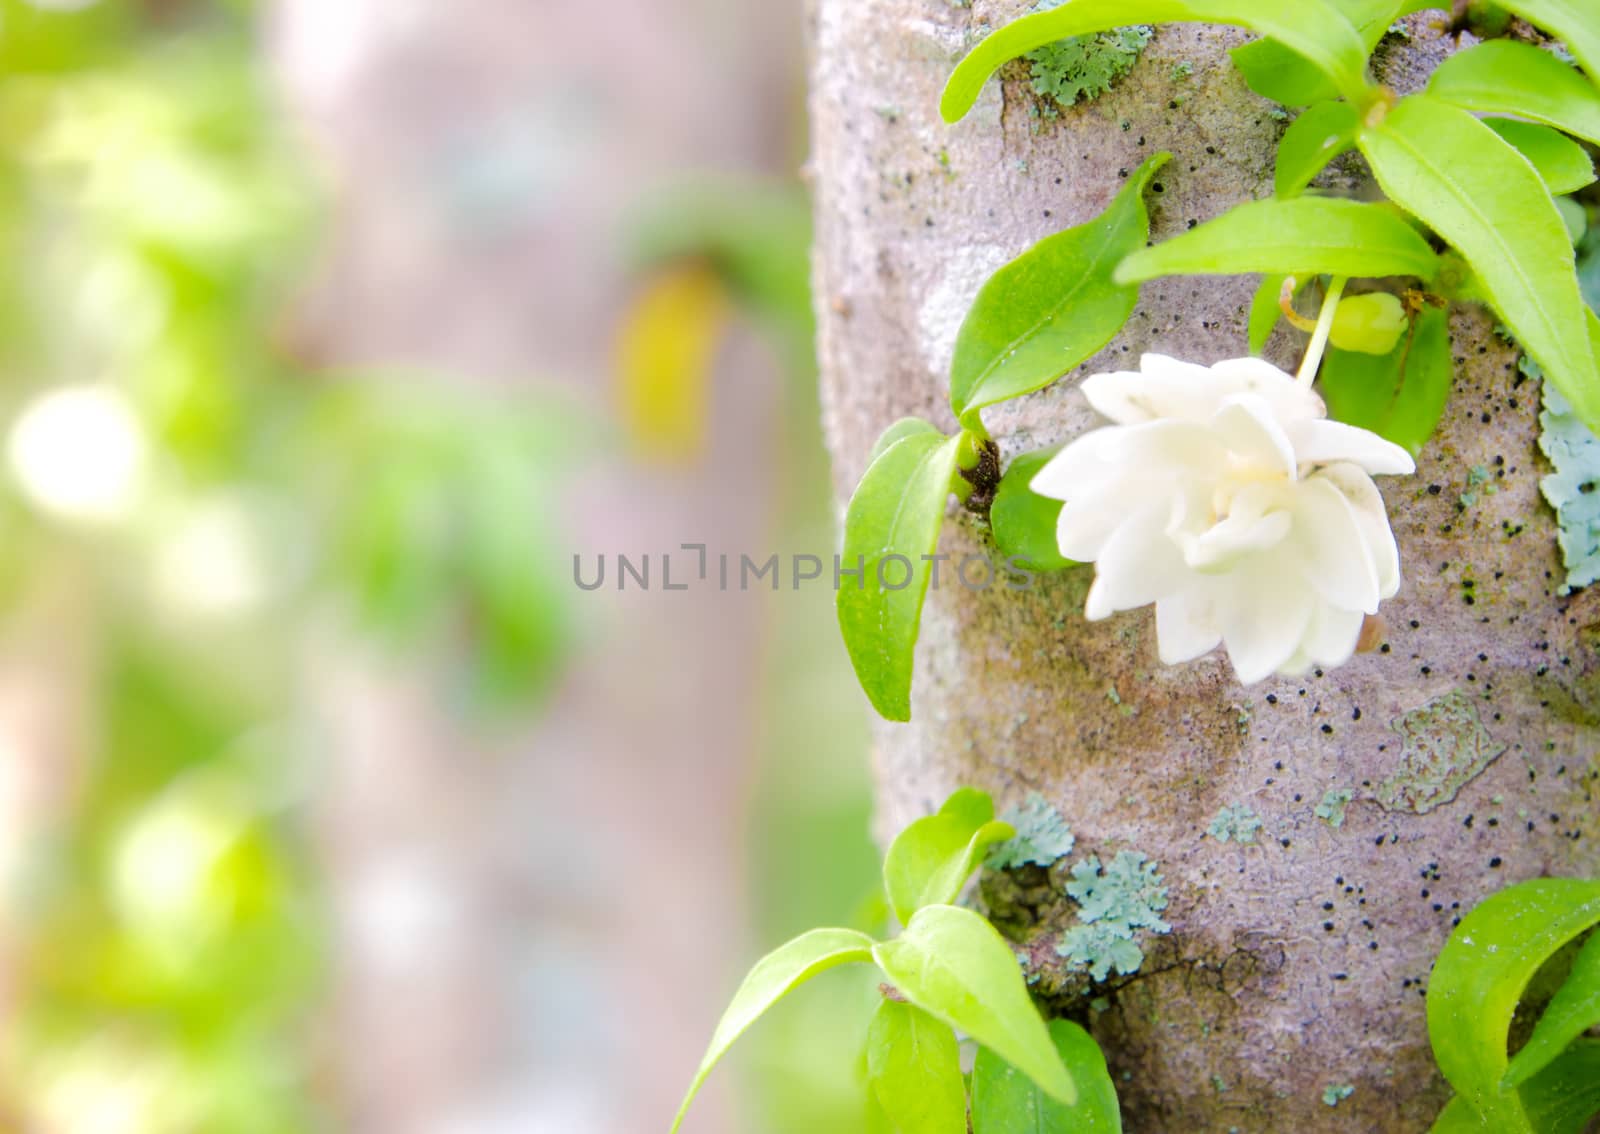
988,791 -> 1076,869
1314,788 -> 1354,829
1207,802 -> 1264,845
1056,851 -> 1171,981
1377,690 -> 1506,814
1023,13 -> 1154,111
1322,1084 -> 1355,1107
1539,374 -> 1600,592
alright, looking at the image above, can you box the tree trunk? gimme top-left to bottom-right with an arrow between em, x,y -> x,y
810,3 -> 1600,1129
268,1 -> 801,1129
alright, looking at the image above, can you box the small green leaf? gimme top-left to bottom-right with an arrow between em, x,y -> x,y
1320,302 -> 1453,455
1518,1040 -> 1600,1134
972,1019 -> 1122,1133
866,1000 -> 969,1134
884,788 -> 1016,926
874,905 -> 1077,1106
1230,38 -> 1334,108
1229,0 -> 1408,107
990,447 -> 1073,573
948,154 -> 1167,428
1428,40 -> 1600,147
1426,878 -> 1600,1126
1249,274 -> 1291,355
671,928 -> 878,1133
1483,119 -> 1597,197
1115,197 -> 1439,285
1359,94 -> 1600,433
1275,101 -> 1360,197
1504,930 -> 1600,1088
871,418 -> 943,466
940,0 -> 1371,124
1494,1 -> 1600,93
838,432 -> 962,722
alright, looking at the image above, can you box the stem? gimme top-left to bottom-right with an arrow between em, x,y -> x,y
1278,277 -> 1318,333
1297,276 -> 1347,388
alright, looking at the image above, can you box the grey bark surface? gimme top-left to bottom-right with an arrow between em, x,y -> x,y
810,3 -> 1600,1129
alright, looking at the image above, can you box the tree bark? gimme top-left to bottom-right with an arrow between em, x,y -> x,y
810,3 -> 1600,1129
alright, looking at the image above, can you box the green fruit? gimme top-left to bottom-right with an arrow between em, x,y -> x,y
1330,293 -> 1408,356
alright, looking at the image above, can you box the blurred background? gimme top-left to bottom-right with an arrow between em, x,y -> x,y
0,1 -> 881,1131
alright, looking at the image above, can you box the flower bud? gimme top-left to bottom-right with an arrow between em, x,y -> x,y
1329,293 -> 1407,356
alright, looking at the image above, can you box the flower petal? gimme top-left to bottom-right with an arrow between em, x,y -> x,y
1031,421 -> 1222,502
1310,462 -> 1402,598
1030,429 -> 1118,501
1084,504 -> 1189,620
1056,492 -> 1134,562
1298,602 -> 1365,669
1081,355 -> 1215,424
1155,587 -> 1222,664
1289,476 -> 1382,614
1107,420 -> 1228,478
1207,356 -> 1326,425
1177,481 -> 1294,572
1289,419 -> 1416,475
1215,554 -> 1316,684
1211,394 -> 1297,479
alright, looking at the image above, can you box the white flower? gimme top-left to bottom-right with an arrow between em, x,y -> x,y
1031,354 -> 1415,684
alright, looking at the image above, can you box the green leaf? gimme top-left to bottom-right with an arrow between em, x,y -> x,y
1504,930 -> 1600,1088
1558,197 -> 1588,246
838,432 -> 962,722
874,905 -> 1077,1106
1115,197 -> 1439,284
990,447 -> 1073,573
1320,302 -> 1453,455
1428,40 -> 1600,147
1483,119 -> 1597,197
948,154 -> 1167,428
1275,101 -> 1360,197
884,788 -> 1017,926
1494,1 -> 1600,92
1249,274 -> 1291,355
1426,878 -> 1600,1126
670,928 -> 878,1134
1359,94 -> 1600,433
866,1000 -> 969,1134
940,0 -> 1371,124
871,418 -> 943,467
972,1019 -> 1123,1132
1518,1039 -> 1600,1134
1428,1095 -> 1491,1133
1229,0 -> 1408,107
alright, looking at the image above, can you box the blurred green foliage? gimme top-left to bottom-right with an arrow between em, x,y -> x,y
0,1 -> 573,1128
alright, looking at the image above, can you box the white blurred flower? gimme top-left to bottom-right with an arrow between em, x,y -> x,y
8,385 -> 147,524
1031,354 -> 1415,684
